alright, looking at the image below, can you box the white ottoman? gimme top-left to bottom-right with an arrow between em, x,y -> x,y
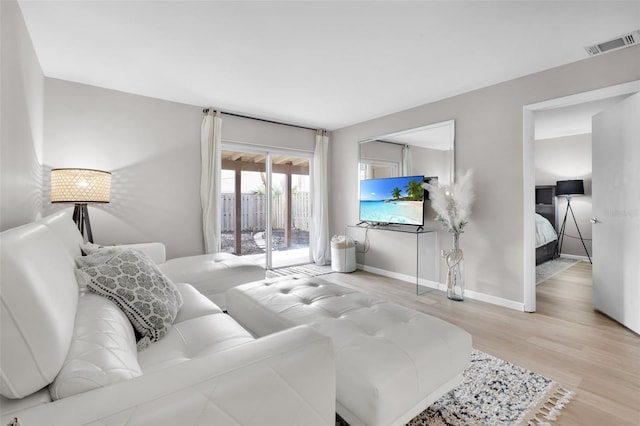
227,276 -> 472,426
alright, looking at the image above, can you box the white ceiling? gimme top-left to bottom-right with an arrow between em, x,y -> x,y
18,1 -> 640,131
534,94 -> 632,140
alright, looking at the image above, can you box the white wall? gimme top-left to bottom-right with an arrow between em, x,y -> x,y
0,0 -> 44,230
43,79 -> 316,259
330,44 -> 640,307
535,133 -> 592,258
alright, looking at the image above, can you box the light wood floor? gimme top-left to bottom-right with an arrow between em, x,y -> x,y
320,262 -> 640,426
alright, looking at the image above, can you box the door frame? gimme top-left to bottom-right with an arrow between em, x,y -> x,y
522,80 -> 640,312
221,142 -> 314,269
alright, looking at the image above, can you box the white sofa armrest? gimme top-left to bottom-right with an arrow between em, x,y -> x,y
2,326 -> 336,426
114,242 -> 166,264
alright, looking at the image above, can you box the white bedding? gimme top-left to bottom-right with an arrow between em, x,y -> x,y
535,213 -> 557,248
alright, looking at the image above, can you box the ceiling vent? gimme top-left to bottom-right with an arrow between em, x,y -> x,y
585,30 -> 640,56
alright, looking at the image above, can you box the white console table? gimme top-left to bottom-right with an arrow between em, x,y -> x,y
345,224 -> 440,295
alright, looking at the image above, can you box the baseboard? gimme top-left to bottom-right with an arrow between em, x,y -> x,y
361,264 -> 426,287
462,288 -> 525,311
358,264 -> 525,311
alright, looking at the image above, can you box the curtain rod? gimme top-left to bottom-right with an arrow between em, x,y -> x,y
202,108 -> 317,132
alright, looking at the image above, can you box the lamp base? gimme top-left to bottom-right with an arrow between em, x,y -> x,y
72,203 -> 94,243
556,196 -> 591,264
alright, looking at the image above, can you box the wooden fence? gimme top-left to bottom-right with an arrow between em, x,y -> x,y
221,193 -> 310,232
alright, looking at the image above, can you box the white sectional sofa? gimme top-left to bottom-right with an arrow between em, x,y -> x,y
0,212 -> 335,426
115,243 -> 265,311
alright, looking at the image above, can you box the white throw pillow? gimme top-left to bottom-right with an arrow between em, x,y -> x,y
78,249 -> 183,350
75,245 -> 121,269
79,242 -> 103,255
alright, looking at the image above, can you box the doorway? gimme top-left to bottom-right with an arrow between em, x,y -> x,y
219,145 -> 312,269
523,80 -> 640,312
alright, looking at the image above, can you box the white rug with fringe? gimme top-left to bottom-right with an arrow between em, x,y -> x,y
267,263 -> 334,278
338,349 -> 574,426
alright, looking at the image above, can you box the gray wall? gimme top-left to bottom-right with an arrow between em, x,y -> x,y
43,79 -> 203,258
0,0 -> 44,230
535,133 -> 592,258
330,45 -> 640,306
43,79 -> 315,259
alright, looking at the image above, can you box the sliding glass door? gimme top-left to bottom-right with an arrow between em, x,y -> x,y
220,145 -> 311,269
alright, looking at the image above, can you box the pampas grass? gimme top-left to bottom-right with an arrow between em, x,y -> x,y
422,170 -> 475,234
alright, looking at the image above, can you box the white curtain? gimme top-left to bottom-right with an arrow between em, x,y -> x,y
402,144 -> 413,176
200,110 -> 222,254
311,129 -> 330,265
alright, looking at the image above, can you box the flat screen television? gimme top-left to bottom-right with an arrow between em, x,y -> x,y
359,175 -> 425,226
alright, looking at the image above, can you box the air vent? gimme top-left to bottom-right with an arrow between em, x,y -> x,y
585,30 -> 640,56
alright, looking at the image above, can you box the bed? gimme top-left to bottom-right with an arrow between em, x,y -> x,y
535,185 -> 559,265
536,213 -> 558,264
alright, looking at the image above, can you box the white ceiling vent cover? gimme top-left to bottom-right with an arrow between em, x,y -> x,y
585,30 -> 640,56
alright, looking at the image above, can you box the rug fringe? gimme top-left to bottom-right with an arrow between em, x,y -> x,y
520,384 -> 575,426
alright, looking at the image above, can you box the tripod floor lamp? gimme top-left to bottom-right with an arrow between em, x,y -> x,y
51,168 -> 112,243
555,179 -> 592,264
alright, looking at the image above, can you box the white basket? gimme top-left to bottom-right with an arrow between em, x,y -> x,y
331,236 -> 356,273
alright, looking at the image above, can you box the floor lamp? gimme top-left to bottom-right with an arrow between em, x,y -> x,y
51,168 -> 112,243
555,179 -> 592,264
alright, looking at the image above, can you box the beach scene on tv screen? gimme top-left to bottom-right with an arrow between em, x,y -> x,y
359,176 -> 424,225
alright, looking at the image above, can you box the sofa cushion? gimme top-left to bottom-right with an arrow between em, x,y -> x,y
78,249 -> 183,350
173,282 -> 223,323
38,211 -> 84,263
0,223 -> 79,399
158,252 -> 265,310
138,313 -> 254,373
49,293 -> 142,400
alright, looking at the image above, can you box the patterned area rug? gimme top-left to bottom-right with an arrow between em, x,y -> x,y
337,349 -> 574,426
536,258 -> 580,285
267,263 -> 334,278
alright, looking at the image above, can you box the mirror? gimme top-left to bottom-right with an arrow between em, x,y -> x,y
356,120 -> 455,286
359,119 -> 455,185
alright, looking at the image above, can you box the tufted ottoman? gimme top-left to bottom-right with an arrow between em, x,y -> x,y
227,276 -> 472,426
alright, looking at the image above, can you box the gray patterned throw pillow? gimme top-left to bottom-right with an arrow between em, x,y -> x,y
79,249 -> 183,350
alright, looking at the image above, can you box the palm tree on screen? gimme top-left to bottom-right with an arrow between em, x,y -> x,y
406,179 -> 423,201
391,187 -> 402,200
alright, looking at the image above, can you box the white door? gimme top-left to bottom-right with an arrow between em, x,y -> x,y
220,146 -> 312,269
591,92 -> 640,334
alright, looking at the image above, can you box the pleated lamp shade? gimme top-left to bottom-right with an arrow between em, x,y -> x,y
51,168 -> 111,203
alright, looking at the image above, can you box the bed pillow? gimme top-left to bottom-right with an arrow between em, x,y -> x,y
78,249 -> 183,350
